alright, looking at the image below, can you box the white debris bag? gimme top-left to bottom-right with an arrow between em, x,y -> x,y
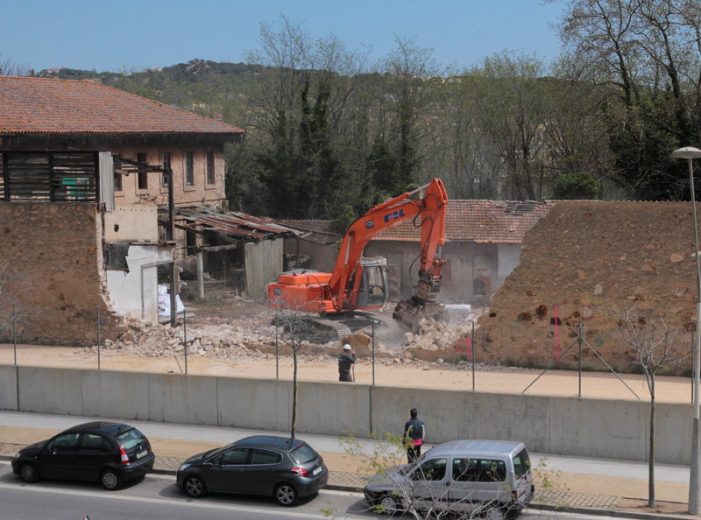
158,284 -> 185,317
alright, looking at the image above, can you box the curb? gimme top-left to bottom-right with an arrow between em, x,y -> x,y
1,455 -> 695,519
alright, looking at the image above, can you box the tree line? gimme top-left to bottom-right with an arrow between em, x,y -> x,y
29,1 -> 701,228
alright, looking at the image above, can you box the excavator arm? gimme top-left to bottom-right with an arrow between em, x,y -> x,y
328,178 -> 448,325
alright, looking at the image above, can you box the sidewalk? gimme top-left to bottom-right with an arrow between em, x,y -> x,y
0,411 -> 696,519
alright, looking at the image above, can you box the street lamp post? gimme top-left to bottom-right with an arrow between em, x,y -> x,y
672,146 -> 701,514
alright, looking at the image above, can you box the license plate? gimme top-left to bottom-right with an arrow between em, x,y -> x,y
136,450 -> 148,460
312,466 -> 322,476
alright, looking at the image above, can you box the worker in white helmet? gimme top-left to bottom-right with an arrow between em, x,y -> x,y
338,343 -> 356,382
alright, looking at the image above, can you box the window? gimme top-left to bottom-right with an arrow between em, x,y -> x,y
185,152 -> 194,186
411,458 -> 447,481
50,433 -> 80,451
477,459 -> 506,482
114,171 -> 122,192
452,458 -> 479,482
137,153 -> 148,190
513,449 -> 531,479
80,433 -> 110,451
221,448 -> 249,465
116,428 -> 147,450
161,152 -> 171,186
251,449 -> 282,465
290,444 -> 319,464
206,151 -> 215,184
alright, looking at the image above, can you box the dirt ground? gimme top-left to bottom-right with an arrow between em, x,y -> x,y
0,280 -> 694,403
0,342 -> 692,403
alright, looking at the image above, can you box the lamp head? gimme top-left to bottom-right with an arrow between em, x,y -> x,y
672,147 -> 701,160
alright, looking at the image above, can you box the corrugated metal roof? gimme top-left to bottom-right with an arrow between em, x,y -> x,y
0,76 -> 244,135
175,208 -> 301,241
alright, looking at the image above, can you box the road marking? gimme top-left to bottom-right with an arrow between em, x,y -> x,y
0,481 -> 368,519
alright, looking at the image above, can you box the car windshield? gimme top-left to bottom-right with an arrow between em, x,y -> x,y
116,428 -> 147,450
290,444 -> 318,464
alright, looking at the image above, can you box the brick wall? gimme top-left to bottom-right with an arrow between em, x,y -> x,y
0,203 -> 121,345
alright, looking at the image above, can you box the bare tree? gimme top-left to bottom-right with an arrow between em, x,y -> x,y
273,307 -> 329,439
613,307 -> 688,507
0,55 -> 31,77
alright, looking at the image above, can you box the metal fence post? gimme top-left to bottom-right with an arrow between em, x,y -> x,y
12,304 -> 17,367
96,306 -> 101,370
371,321 -> 376,387
578,323 -> 584,400
275,310 -> 279,380
471,322 -> 476,392
184,308 -> 188,375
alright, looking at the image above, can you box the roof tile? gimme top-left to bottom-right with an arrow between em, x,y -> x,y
375,200 -> 553,244
0,76 -> 244,135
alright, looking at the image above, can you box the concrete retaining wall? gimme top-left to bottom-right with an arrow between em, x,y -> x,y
0,364 -> 691,464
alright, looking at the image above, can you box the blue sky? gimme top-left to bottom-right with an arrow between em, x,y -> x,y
2,0 -> 566,73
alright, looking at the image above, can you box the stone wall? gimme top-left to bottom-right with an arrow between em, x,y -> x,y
0,203 -> 120,345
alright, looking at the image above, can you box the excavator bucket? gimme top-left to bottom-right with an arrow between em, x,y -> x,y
393,296 -> 444,331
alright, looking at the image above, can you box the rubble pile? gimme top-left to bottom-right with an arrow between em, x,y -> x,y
99,297 -> 489,367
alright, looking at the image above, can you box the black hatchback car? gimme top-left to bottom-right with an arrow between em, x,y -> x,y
176,435 -> 328,506
11,421 -> 155,490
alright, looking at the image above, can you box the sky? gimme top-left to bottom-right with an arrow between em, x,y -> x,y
1,0 -> 567,73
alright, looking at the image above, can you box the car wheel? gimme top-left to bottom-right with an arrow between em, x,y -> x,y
378,494 -> 399,516
101,469 -> 122,490
184,475 -> 207,498
19,463 -> 39,483
274,482 -> 298,507
484,506 -> 505,520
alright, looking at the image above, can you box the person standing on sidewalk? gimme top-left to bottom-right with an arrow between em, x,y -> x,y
403,408 -> 425,463
338,344 -> 356,382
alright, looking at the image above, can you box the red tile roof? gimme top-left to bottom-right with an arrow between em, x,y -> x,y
0,76 -> 244,135
375,200 -> 553,244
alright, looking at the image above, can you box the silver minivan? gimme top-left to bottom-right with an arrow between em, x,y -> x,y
363,439 -> 534,519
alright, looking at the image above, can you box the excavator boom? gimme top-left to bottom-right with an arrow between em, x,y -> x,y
267,178 -> 448,331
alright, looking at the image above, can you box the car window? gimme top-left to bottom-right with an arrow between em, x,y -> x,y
452,458 -> 479,482
477,459 -> 506,482
251,449 -> 282,465
80,433 -> 110,451
50,433 -> 80,451
513,449 -> 531,479
116,428 -> 147,450
220,448 -> 249,465
411,458 -> 447,481
290,444 -> 318,464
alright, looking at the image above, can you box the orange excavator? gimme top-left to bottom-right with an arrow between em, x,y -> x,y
267,178 -> 448,338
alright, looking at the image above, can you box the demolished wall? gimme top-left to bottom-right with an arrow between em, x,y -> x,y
476,201 -> 696,373
0,203 -> 121,345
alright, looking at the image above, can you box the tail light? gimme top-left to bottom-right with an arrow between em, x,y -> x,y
290,466 -> 309,477
119,445 -> 130,465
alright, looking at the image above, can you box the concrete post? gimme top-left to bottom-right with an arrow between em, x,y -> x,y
197,250 -> 205,301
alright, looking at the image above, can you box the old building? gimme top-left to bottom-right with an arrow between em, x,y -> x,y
0,76 -> 243,343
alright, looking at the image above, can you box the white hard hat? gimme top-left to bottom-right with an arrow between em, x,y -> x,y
343,344 -> 352,350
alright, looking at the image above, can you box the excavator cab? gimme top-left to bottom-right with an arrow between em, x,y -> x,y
354,257 -> 389,309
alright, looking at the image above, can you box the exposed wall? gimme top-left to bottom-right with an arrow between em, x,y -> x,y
283,237 -> 338,273
1,364 -> 691,465
104,204 -> 158,242
0,203 -> 120,344
497,244 -> 521,285
111,147 -> 226,208
365,240 -> 501,304
245,238 -> 284,301
105,245 -> 173,321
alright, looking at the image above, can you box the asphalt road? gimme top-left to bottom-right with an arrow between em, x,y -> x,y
0,462 -> 619,520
